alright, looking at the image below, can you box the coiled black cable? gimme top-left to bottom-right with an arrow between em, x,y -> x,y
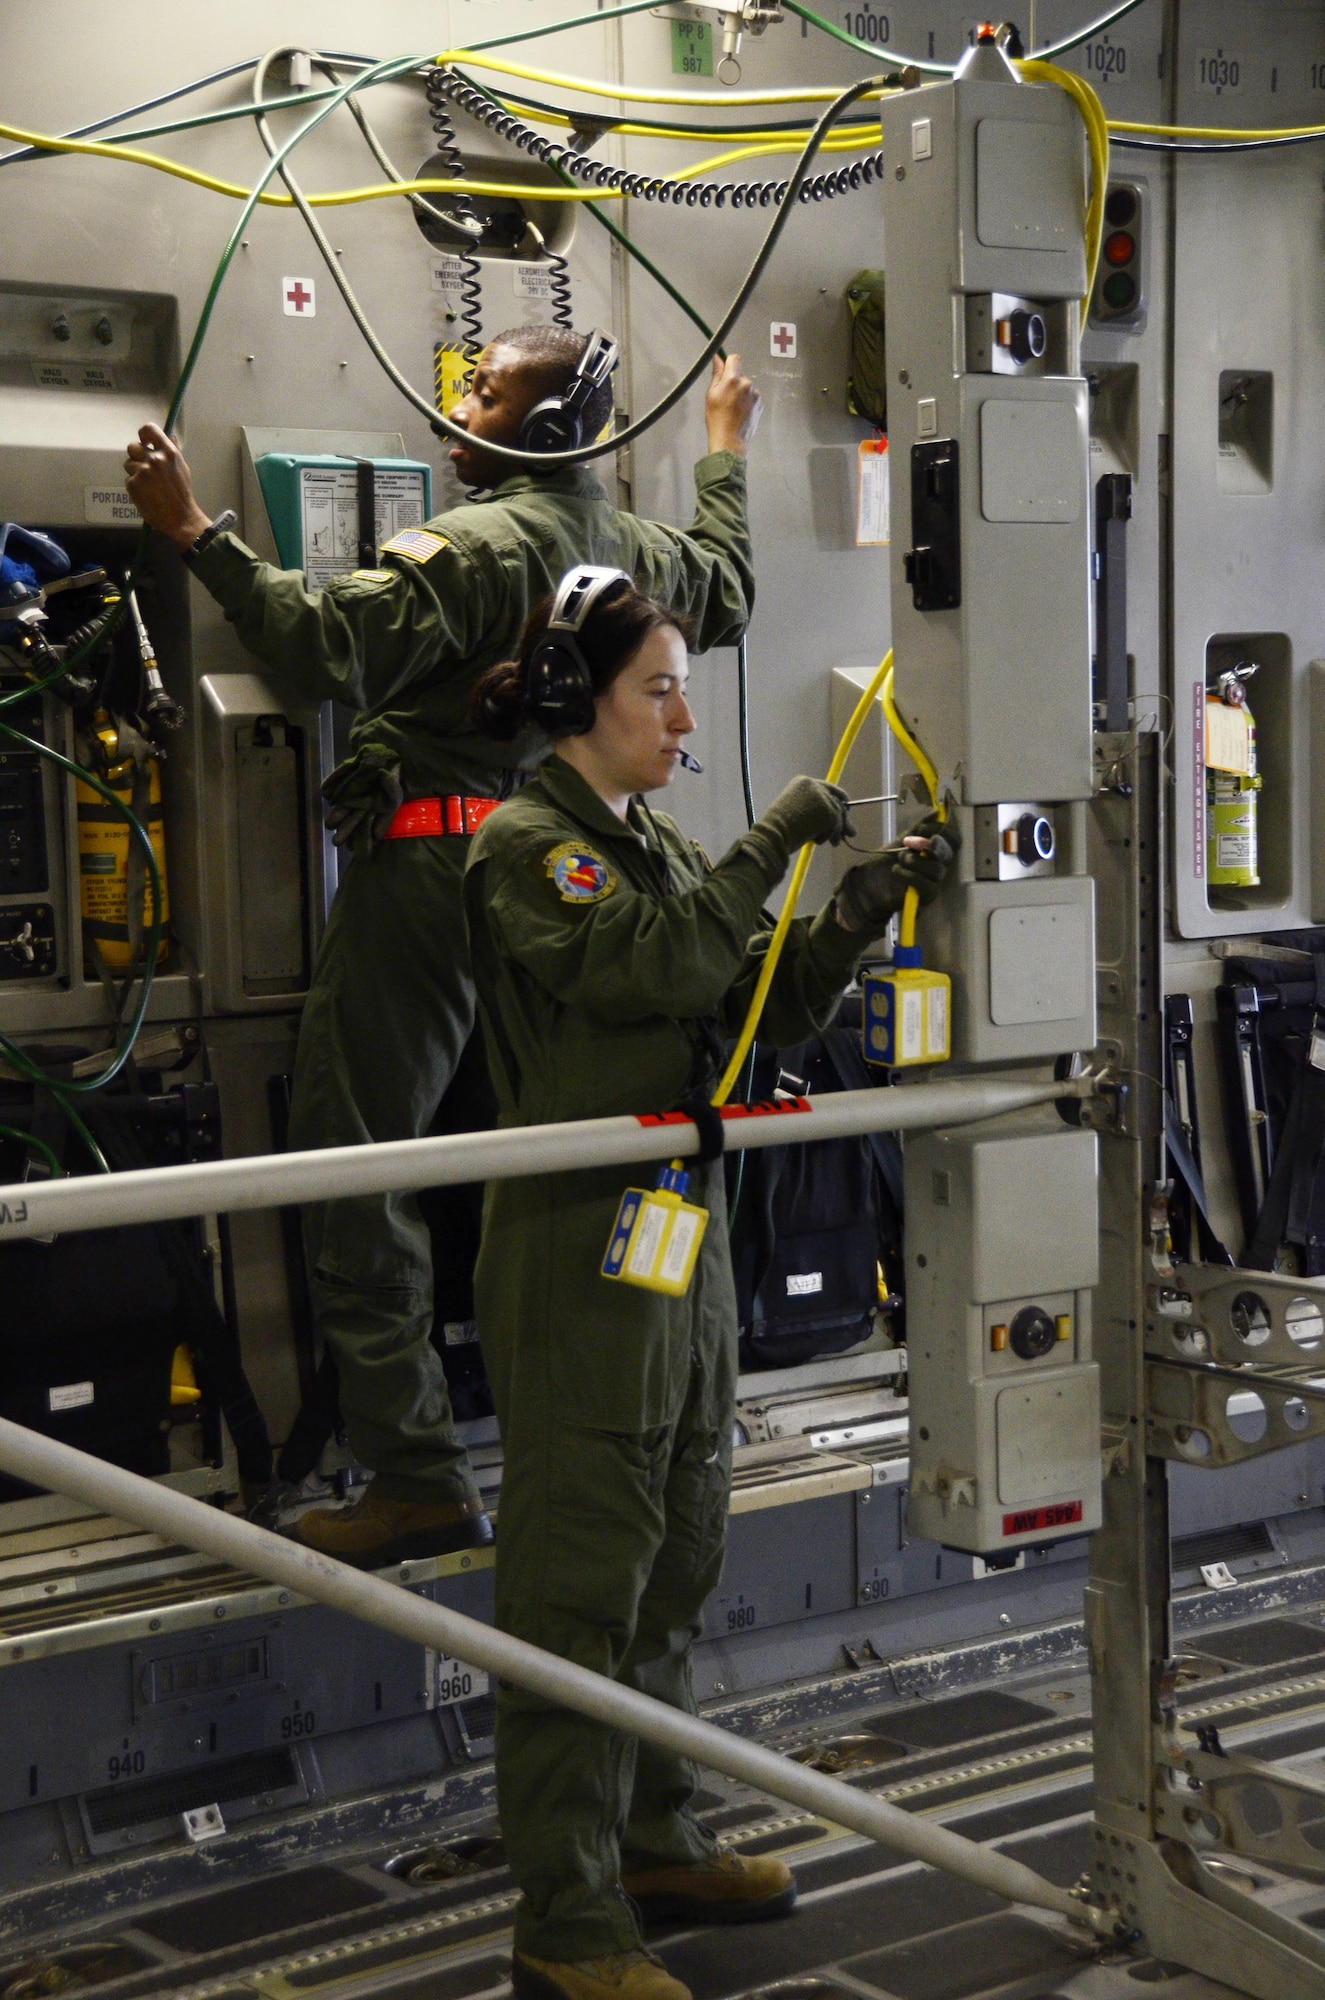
434,69 -> 887,210
546,246 -> 573,327
251,62 -> 883,468
425,66 -> 484,355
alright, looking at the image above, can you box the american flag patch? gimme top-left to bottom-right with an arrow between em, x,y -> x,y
381,528 -> 449,563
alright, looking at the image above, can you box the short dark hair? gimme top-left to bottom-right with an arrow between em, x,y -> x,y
489,324 -> 616,444
470,581 -> 690,741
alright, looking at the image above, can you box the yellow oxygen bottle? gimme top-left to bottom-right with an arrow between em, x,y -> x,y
75,717 -> 168,969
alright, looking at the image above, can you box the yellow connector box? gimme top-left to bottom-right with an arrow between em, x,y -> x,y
862,960 -> 951,1067
602,1178 -> 708,1296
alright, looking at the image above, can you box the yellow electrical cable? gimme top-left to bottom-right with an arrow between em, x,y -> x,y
0,119 -> 877,208
880,661 -> 944,955
0,117 -> 298,202
435,48 -> 885,109
713,650 -> 894,1108
1015,59 -> 1108,324
9,90 -> 1322,226
499,99 -> 881,144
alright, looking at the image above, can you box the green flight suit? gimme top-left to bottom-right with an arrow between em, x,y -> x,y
190,457 -> 752,1500
463,758 -> 866,1961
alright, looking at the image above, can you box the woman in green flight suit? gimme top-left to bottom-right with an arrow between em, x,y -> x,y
463,570 -> 952,2000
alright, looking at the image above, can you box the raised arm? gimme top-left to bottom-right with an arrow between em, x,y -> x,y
633,355 -> 761,650
123,422 -> 486,710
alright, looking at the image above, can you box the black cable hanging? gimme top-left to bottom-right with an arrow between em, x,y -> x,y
425,67 -> 484,355
545,244 -> 574,327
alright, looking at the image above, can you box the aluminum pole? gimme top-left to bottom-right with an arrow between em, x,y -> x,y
0,1076 -> 1087,1243
0,1419 -> 1112,1938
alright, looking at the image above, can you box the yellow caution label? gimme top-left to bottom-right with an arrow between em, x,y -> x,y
434,343 -> 472,417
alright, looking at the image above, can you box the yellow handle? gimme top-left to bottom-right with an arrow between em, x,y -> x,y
898,885 -> 919,951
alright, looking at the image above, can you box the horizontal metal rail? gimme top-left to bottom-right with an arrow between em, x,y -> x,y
0,1075 -> 1085,1242
0,1418 -> 1111,1938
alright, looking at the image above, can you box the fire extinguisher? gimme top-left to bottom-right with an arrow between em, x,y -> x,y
75,714 -> 169,969
1206,663 -> 1260,890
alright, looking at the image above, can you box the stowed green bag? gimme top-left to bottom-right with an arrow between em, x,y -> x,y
845,268 -> 887,430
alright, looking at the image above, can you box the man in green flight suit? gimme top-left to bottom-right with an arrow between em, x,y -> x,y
123,325 -> 761,1566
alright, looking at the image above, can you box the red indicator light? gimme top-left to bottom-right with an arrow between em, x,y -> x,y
1104,231 -> 1136,267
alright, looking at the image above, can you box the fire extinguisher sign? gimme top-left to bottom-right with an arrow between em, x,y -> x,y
1193,679 -> 1205,880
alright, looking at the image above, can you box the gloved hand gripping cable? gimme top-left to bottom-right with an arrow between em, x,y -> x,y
603,650 -> 925,1296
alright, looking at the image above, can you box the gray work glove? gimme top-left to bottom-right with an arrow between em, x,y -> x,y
835,808 -> 960,934
321,744 -> 404,856
758,776 -> 855,855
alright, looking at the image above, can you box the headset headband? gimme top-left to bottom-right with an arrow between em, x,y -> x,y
548,565 -> 631,636
560,329 -> 619,420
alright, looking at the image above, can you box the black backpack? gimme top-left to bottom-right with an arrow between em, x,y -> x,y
727,1016 -> 904,1371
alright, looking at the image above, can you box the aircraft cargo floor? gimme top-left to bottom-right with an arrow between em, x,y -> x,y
8,1576 -> 1325,1999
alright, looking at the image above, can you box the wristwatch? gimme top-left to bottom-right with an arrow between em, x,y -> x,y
182,509 -> 238,563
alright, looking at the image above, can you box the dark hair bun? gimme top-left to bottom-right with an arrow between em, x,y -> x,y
469,657 -> 525,741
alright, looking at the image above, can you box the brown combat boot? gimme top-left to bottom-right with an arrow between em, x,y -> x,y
621,1848 -> 796,1924
291,1492 -> 492,1568
511,1950 -> 690,2000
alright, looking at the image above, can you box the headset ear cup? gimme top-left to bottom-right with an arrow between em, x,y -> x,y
517,397 -> 583,455
527,637 -> 596,736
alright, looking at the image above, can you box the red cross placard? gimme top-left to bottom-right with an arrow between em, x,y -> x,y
769,321 -> 797,357
283,277 -> 316,318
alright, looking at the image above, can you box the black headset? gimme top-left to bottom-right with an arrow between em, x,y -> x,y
517,328 -> 620,454
526,565 -> 631,737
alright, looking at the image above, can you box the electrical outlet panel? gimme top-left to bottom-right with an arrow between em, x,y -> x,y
904,1119 -> 1103,1555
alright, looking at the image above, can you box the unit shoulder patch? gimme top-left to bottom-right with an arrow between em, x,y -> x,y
544,841 -> 617,905
381,528 -> 449,563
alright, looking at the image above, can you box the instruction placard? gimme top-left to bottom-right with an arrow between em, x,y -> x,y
32,361 -> 116,391
298,466 -> 427,586
85,486 -> 141,525
856,437 -> 890,546
513,262 -> 553,301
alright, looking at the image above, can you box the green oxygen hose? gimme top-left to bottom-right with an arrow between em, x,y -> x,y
0,1124 -> 63,1179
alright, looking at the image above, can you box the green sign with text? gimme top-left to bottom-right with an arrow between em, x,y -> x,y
671,17 -> 714,76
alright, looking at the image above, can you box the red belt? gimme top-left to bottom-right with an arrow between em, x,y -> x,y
382,795 -> 502,839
